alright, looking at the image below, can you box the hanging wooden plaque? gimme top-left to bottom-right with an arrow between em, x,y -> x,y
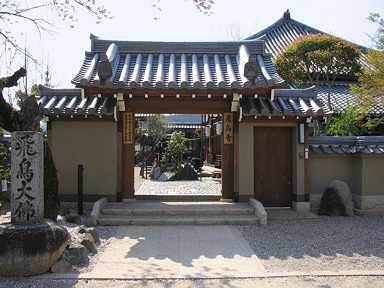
123,112 -> 134,144
223,112 -> 233,145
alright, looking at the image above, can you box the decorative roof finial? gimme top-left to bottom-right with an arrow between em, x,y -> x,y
284,9 -> 290,20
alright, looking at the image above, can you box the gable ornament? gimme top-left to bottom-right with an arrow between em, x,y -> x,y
98,54 -> 113,80
244,54 -> 259,82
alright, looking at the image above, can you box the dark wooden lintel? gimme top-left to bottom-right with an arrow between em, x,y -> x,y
77,87 -> 275,97
241,117 -> 319,123
126,98 -> 231,114
47,115 -> 115,122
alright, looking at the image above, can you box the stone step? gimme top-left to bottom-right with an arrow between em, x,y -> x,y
101,201 -> 254,217
98,214 -> 259,226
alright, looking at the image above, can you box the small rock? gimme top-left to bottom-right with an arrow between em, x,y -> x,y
157,173 -> 169,181
58,206 -> 70,216
65,213 -> 81,224
80,233 -> 98,254
51,259 -> 72,273
77,227 -> 100,243
150,167 -> 162,180
66,243 -> 88,265
59,246 -> 69,260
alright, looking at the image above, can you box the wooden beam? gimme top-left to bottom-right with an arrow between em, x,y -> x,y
126,98 -> 231,114
76,87 -> 275,97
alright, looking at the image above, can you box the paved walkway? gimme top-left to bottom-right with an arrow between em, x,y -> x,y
82,225 -> 266,279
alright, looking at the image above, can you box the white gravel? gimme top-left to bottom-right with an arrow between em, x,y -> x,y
136,178 -> 222,195
238,215 -> 384,273
56,210 -> 118,274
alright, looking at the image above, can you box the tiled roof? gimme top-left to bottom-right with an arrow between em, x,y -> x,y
317,84 -> 384,115
72,36 -> 284,90
246,10 -> 366,60
38,85 -> 116,117
309,136 -> 384,154
240,86 -> 331,118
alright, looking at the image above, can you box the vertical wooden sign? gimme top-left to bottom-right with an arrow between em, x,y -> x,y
123,112 -> 134,144
224,113 -> 233,144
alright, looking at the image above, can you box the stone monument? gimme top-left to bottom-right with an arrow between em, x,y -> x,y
11,131 -> 44,224
0,131 -> 68,276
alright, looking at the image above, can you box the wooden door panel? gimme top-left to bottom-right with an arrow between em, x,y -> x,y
254,127 -> 292,207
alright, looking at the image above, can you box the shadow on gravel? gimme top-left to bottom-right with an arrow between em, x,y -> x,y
238,215 -> 384,271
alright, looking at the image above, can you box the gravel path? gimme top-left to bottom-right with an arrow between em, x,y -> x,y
239,215 -> 384,273
135,178 -> 222,195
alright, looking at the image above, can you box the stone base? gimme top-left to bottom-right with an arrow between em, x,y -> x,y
292,201 -> 310,212
0,221 -> 68,276
311,194 -> 384,211
61,202 -> 95,210
309,194 -> 322,209
220,199 -> 233,203
353,194 -> 384,210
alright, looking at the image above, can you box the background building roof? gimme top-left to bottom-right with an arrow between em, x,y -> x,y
246,9 -> 366,60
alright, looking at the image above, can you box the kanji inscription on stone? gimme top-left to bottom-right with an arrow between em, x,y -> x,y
11,132 -> 44,224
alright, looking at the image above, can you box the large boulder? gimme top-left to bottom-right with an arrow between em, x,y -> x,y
319,180 -> 354,217
169,164 -> 198,181
0,221 -> 68,276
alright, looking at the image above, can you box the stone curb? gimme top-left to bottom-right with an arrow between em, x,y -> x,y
33,270 -> 384,280
90,198 -> 108,226
249,198 -> 267,225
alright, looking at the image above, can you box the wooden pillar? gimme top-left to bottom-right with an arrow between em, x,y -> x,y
221,113 -> 234,200
122,111 -> 135,200
116,121 -> 123,202
46,120 -> 52,145
233,118 -> 239,202
304,124 -> 310,201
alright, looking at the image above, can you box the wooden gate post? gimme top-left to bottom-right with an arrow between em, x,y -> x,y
116,121 -> 123,201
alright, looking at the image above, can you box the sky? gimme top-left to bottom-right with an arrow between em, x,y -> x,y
4,0 -> 384,91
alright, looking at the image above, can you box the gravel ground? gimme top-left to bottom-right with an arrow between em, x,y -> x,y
56,210 -> 118,274
2,201 -> 384,287
239,215 -> 384,273
135,178 -> 222,195
0,276 -> 384,288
